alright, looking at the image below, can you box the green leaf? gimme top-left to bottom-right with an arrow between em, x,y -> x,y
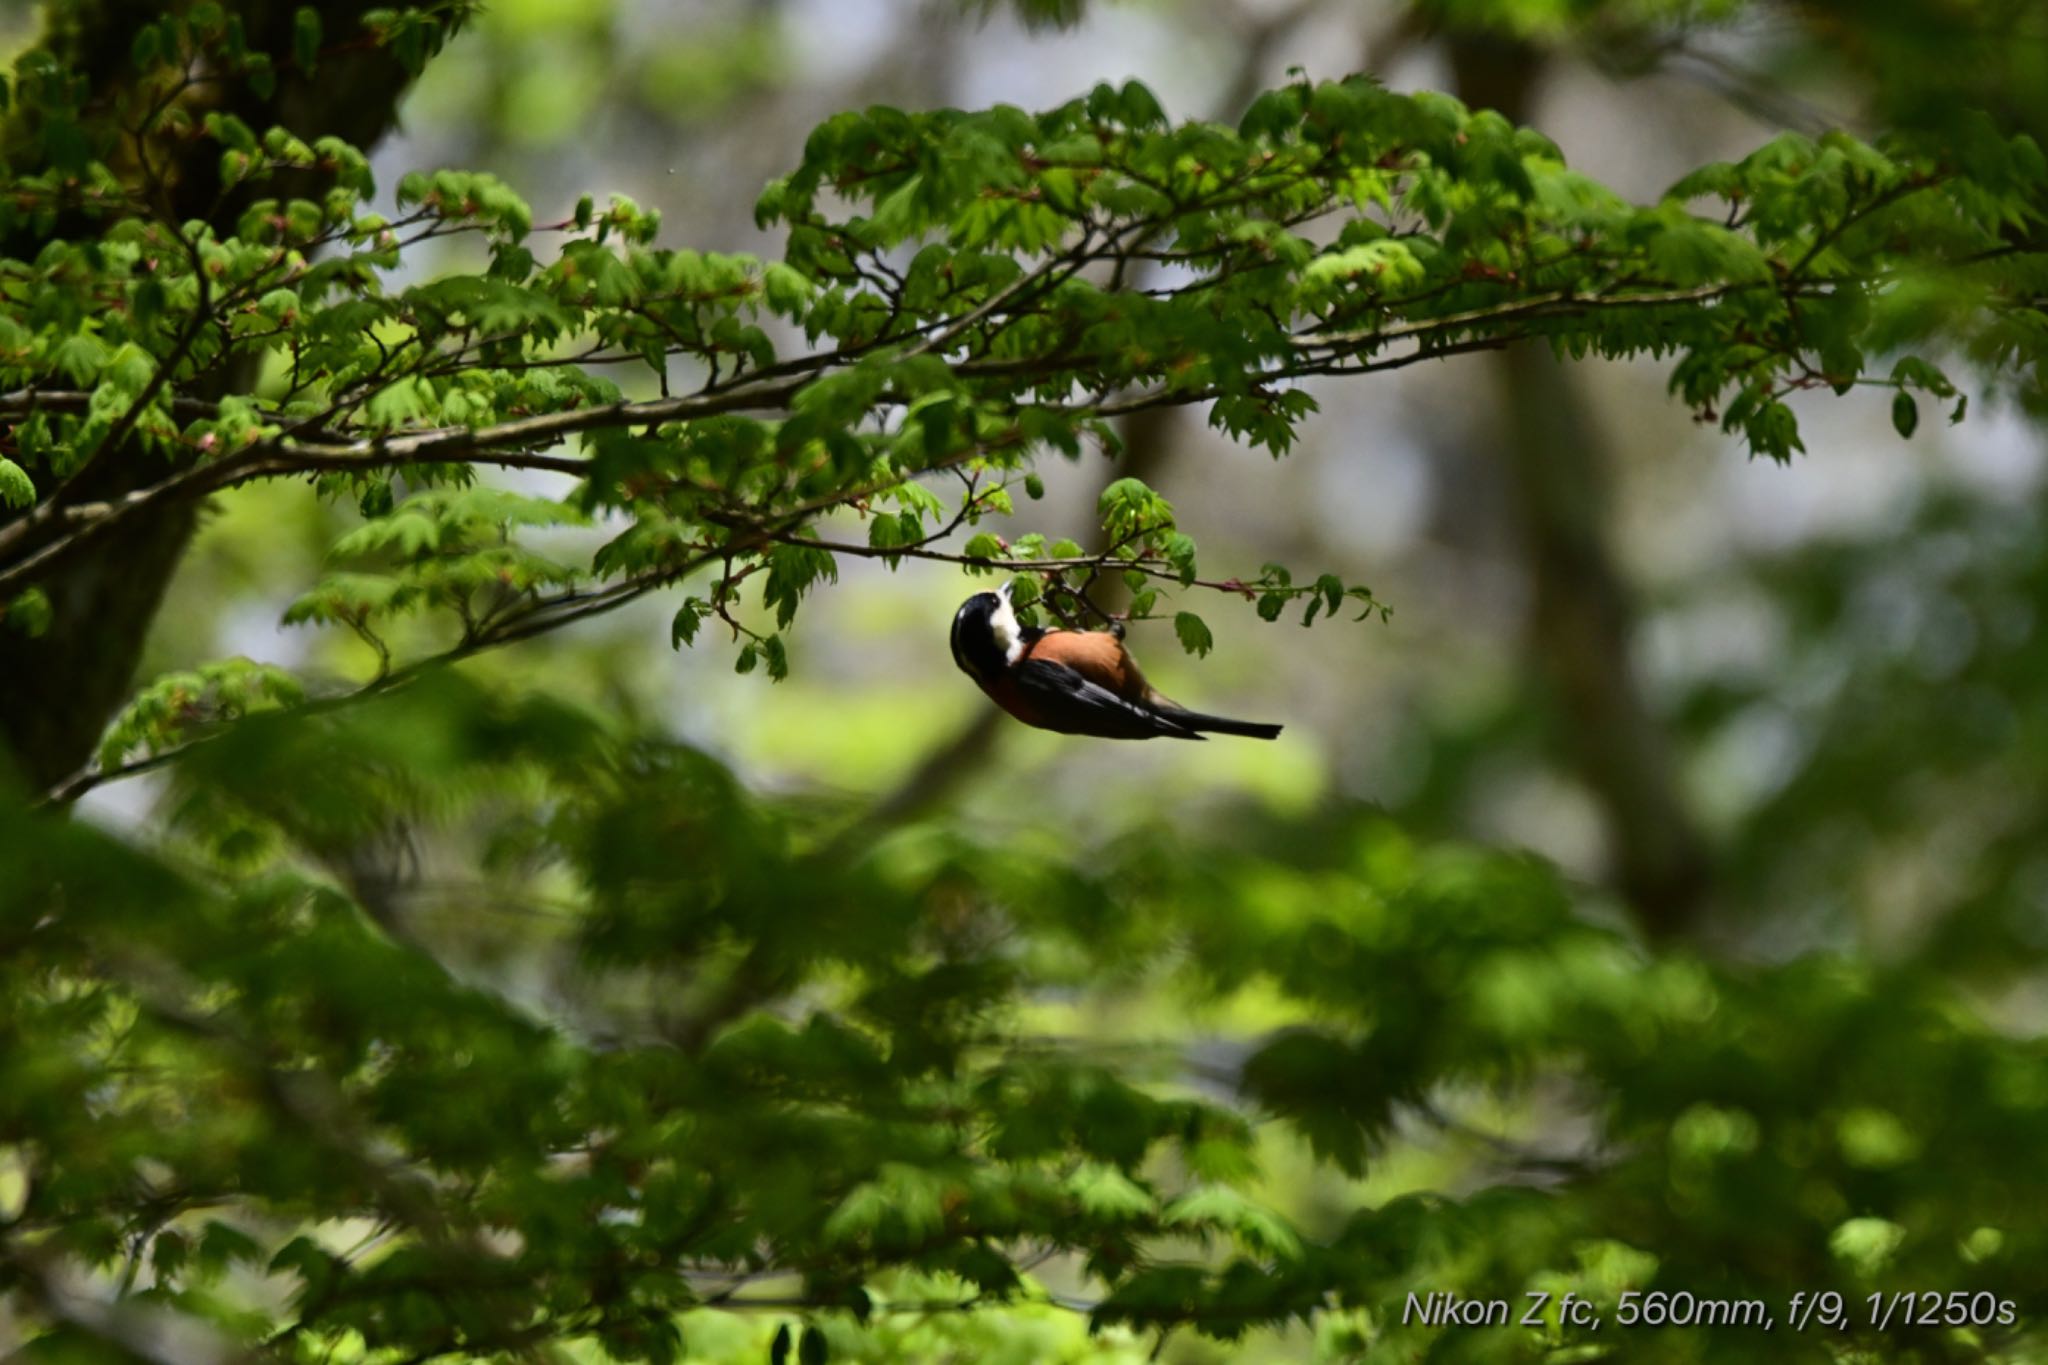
1066,1165 -> 1155,1222
1164,1186 -> 1305,1260
4,587 -> 51,638
1892,391 -> 1919,439
0,457 -> 35,509
1303,572 -> 1346,626
1238,85 -> 1305,140
671,599 -> 709,649
762,543 -> 838,628
1174,611 -> 1213,658
292,6 -> 321,72
203,111 -> 257,153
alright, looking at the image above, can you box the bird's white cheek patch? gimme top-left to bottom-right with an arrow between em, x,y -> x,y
989,598 -> 1025,664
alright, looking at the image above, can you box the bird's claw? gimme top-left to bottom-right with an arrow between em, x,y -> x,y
1043,580 -> 1125,637
1042,593 -> 1084,630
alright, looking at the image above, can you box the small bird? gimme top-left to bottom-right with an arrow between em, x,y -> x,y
950,582 -> 1283,741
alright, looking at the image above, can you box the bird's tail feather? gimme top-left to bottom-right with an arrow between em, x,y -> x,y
1162,709 -> 1282,740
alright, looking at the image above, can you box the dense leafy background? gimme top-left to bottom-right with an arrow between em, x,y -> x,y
4,1 -> 2048,1361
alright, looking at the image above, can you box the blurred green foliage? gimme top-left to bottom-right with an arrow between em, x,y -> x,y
4,2 -> 2048,1362
10,672 -> 2048,1361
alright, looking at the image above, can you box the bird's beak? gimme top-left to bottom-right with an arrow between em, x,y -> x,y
998,580 -> 1014,603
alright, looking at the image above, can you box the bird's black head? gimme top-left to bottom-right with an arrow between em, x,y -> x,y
950,583 -> 1021,681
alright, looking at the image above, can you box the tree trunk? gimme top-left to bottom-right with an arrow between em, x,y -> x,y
1448,32 -> 1712,939
0,2 -> 434,792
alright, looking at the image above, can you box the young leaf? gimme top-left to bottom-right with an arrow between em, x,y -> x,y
0,457 -> 35,509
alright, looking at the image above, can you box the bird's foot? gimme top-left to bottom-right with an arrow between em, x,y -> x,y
1042,593 -> 1084,630
1066,585 -> 1123,635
